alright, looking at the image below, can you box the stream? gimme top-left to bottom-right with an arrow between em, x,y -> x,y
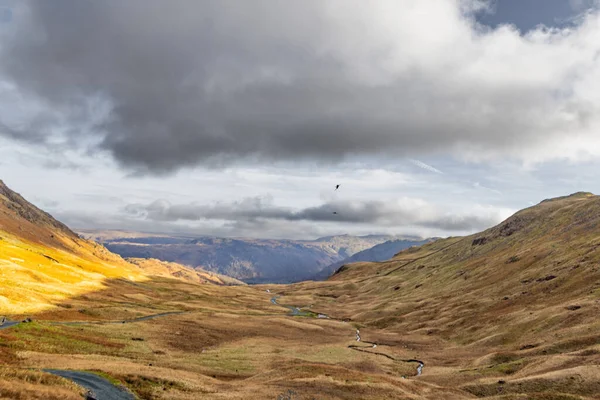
269,296 -> 424,377
270,296 -> 314,317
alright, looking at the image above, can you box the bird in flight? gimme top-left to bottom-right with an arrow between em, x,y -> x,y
335,184 -> 340,190
332,212 -> 337,215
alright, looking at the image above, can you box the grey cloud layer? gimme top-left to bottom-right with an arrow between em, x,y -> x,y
2,0 -> 600,173
124,197 -> 507,232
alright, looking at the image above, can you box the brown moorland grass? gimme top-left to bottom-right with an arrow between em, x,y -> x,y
2,185 -> 600,398
273,192 -> 600,399
2,277 -> 460,399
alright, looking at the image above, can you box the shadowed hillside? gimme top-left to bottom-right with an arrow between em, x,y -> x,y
312,238 -> 434,280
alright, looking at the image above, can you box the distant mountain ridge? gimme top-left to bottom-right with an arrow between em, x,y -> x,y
82,230 -> 422,283
312,238 -> 435,280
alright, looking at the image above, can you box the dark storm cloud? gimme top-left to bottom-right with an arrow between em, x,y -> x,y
124,197 -> 504,232
1,0 -> 600,173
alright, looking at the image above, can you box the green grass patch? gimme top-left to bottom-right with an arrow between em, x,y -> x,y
197,346 -> 256,374
491,360 -> 526,375
279,344 -> 359,364
79,370 -> 123,387
117,374 -> 189,400
6,322 -> 125,355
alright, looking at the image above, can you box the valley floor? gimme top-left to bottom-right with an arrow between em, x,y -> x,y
0,275 -> 598,399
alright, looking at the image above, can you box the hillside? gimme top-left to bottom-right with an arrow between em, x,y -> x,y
312,238 -> 433,280
0,180 -> 146,313
82,231 -> 402,283
126,258 -> 245,286
0,181 -> 244,314
280,192 -> 600,399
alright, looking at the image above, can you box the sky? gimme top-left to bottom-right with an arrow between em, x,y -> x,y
1,0 -> 600,240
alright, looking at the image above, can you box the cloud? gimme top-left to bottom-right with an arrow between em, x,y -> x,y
473,181 -> 502,195
124,196 -> 511,232
569,0 -> 600,12
2,1 -> 600,174
123,195 -> 290,222
409,159 -> 444,174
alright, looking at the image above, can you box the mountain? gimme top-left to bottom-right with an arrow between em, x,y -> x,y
81,231 -> 407,283
125,258 -> 245,286
285,191 -> 600,398
0,180 -> 244,314
0,180 -> 145,313
312,238 -> 434,280
325,191 -> 600,333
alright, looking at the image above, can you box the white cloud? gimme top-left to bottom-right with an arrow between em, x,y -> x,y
410,159 -> 444,174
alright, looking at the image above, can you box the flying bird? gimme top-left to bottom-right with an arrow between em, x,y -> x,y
332,212 -> 337,215
335,184 -> 340,190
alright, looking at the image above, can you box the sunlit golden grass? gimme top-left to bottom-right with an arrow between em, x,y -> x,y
0,229 -> 146,314
0,366 -> 84,400
126,257 -> 246,286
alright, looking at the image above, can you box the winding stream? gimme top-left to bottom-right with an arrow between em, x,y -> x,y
406,359 -> 425,376
270,295 -> 424,376
270,296 -> 314,317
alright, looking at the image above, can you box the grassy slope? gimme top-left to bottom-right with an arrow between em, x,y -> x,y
126,258 -> 246,286
0,180 -> 246,315
0,180 -> 146,314
0,230 -> 145,314
282,192 -> 600,398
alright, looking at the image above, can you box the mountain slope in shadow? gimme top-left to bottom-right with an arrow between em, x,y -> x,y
312,238 -> 434,280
